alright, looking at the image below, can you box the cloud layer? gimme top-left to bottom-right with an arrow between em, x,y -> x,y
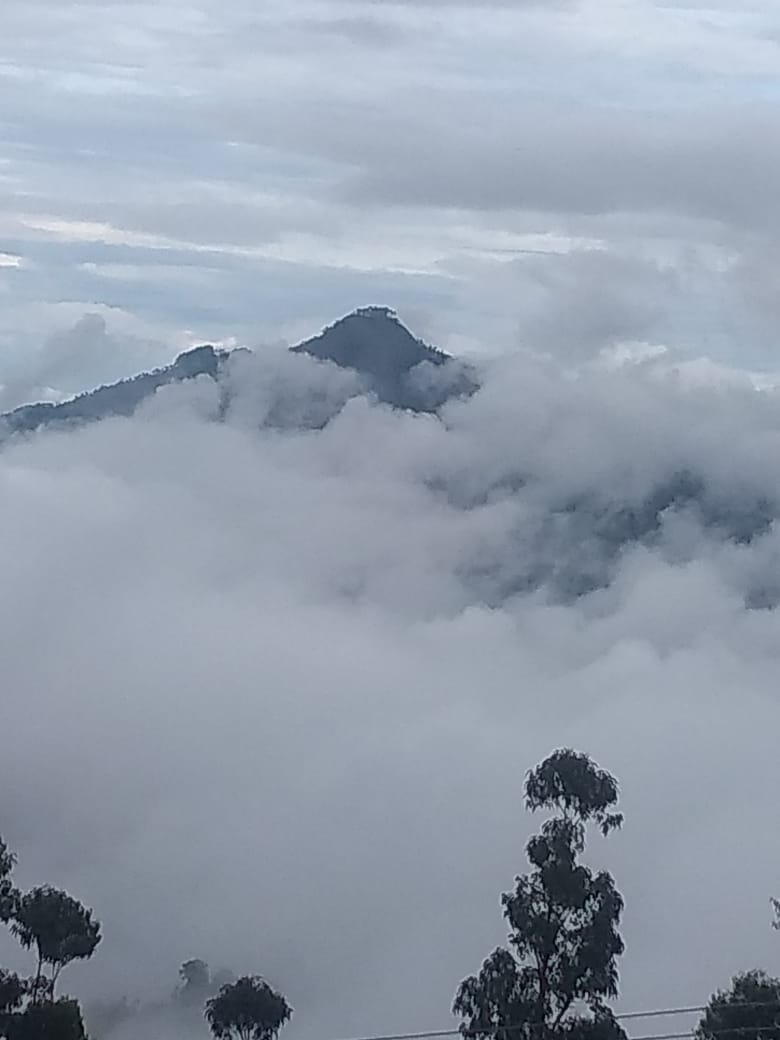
1,348 -> 780,1037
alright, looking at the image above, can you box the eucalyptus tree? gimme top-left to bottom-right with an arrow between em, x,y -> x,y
454,749 -> 626,1040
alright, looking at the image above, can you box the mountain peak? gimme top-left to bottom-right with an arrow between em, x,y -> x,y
290,306 -> 452,409
1,307 -> 476,436
353,305 -> 399,320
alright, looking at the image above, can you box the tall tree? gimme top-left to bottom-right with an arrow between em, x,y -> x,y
11,887 -> 101,1001
454,749 -> 626,1040
697,971 -> 780,1040
206,976 -> 292,1040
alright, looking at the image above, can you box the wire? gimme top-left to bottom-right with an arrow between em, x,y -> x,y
330,1003 -> 780,1040
623,1010 -> 710,1023
631,1030 -> 780,1040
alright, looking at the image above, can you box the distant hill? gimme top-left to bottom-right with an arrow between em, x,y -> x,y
0,308 -> 476,436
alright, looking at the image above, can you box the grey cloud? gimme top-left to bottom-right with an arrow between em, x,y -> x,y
340,103 -> 780,230
495,250 -> 683,358
2,0 -> 780,372
0,307 -> 177,410
2,314 -> 169,407
295,15 -> 412,47
336,0 -> 571,7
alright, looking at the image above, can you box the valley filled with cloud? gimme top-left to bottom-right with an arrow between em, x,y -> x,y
1,334 -> 780,1037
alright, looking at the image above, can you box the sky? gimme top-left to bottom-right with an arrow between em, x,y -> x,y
2,0 -> 780,397
3,3 -> 780,1040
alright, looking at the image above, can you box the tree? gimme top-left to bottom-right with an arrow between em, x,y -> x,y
0,970 -> 26,1037
454,749 -> 626,1040
206,976 -> 292,1040
179,958 -> 211,1005
4,998 -> 87,1040
0,838 -> 99,1040
697,971 -> 780,1040
11,887 -> 101,1001
0,839 -> 17,924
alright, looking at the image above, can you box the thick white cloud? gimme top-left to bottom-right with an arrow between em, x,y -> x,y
1,350 -> 780,1038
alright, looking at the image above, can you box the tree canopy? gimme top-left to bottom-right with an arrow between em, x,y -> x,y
697,971 -> 780,1040
206,976 -> 293,1040
12,886 -> 101,999
4,999 -> 87,1040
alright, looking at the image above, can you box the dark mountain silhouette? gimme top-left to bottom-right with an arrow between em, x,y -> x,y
2,345 -> 224,435
292,306 -> 473,409
0,308 -> 475,436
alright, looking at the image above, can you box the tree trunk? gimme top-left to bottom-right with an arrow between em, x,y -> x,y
32,952 -> 43,1004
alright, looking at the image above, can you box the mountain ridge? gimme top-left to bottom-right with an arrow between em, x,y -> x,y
1,310 -> 776,610
0,307 -> 475,436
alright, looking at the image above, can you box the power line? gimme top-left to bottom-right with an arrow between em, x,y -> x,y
623,1010 -> 711,1023
330,1003 -> 780,1040
631,1029 -> 780,1040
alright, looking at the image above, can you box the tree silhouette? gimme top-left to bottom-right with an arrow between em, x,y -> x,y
0,969 -> 26,1037
11,887 -> 101,1001
454,749 -> 626,1040
4,997 -> 87,1040
697,971 -> 780,1040
0,838 -> 17,924
0,837 -> 100,1039
206,976 -> 292,1040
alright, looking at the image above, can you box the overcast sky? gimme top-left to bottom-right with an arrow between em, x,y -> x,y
3,5 -> 780,1040
2,0 -> 780,396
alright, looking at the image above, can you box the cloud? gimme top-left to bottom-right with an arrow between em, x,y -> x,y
2,0 -> 780,362
0,313 -> 173,411
335,0 -> 566,8
295,14 -> 412,48
339,102 -> 780,231
1,347 -> 780,1039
